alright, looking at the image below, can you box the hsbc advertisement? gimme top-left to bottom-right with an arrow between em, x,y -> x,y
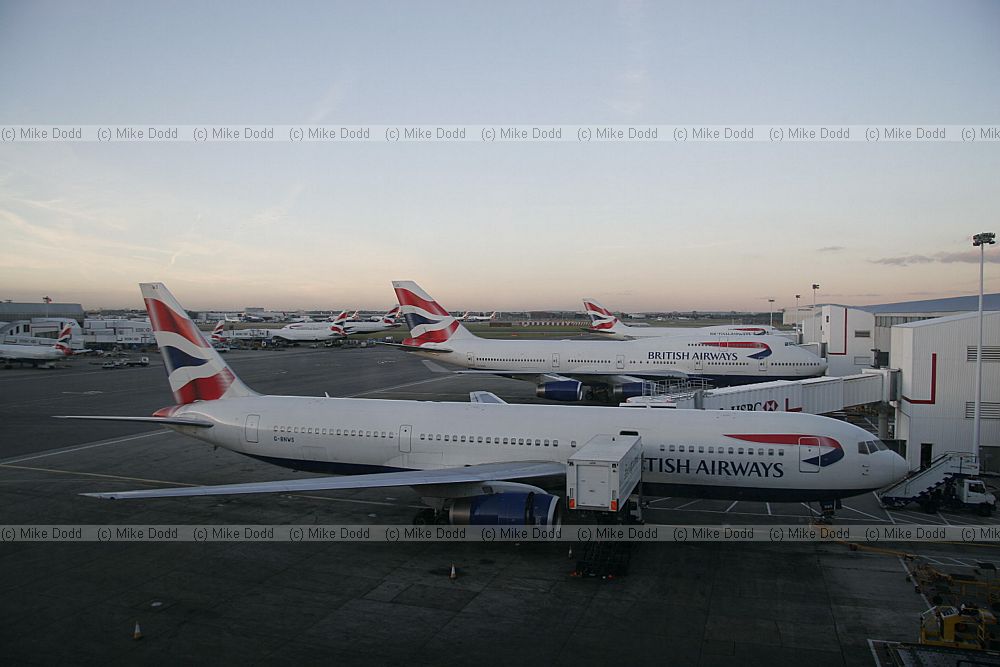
700,381 -> 805,413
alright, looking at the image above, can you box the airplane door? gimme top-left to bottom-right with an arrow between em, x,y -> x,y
244,414 -> 260,444
467,353 -> 476,367
694,357 -> 703,371
758,358 -> 768,373
552,353 -> 560,370
399,425 -> 412,453
799,436 -> 821,473
616,354 -> 625,370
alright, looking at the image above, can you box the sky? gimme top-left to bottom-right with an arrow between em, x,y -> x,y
1,0 -> 998,312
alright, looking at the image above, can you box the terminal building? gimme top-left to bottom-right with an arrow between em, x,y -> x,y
784,293 -> 1000,472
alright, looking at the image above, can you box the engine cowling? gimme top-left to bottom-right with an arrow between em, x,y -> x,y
449,492 -> 561,527
611,382 -> 645,401
535,380 -> 583,401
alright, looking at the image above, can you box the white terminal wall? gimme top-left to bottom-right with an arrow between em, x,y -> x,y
801,305 -> 876,377
890,311 -> 1000,471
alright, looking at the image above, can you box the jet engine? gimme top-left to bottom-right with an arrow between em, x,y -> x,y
535,380 -> 584,401
448,492 -> 561,527
610,382 -> 645,401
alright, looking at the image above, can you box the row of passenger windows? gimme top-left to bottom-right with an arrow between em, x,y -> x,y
773,362 -> 820,367
566,359 -> 612,364
479,358 -> 545,363
419,433 -> 563,447
274,425 -> 396,439
661,444 -> 785,456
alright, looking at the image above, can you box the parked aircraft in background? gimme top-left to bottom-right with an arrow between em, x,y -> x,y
391,281 -> 826,401
269,312 -> 348,343
584,299 -> 789,340
343,306 -> 401,334
0,324 -> 77,366
60,282 -> 904,526
458,311 -> 497,322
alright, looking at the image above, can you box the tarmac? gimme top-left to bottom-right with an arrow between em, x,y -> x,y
1,346 -> 997,665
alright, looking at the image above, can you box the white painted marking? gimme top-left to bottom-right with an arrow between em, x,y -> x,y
0,430 -> 167,465
867,638 -> 884,667
840,504 -> 887,521
673,499 -> 702,510
766,502 -> 772,516
899,556 -> 932,609
799,502 -> 821,517
937,512 -> 951,526
724,500 -> 738,513
345,375 -> 454,398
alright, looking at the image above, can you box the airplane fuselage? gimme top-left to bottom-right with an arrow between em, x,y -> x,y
169,396 -> 900,501
410,335 -> 826,386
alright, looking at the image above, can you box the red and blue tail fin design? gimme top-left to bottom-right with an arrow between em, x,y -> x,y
141,283 -> 256,404
54,324 -> 74,356
582,298 -> 621,332
210,320 -> 227,343
392,281 -> 474,347
382,305 -> 400,324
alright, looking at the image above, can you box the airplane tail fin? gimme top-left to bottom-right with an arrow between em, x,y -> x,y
382,305 -> 400,324
582,298 -> 623,333
210,320 -> 226,343
392,280 -> 476,346
53,324 -> 74,356
140,283 -> 257,404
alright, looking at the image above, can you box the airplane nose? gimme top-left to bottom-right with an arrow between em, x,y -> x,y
889,451 -> 908,484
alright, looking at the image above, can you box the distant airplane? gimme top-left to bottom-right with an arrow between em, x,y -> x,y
390,281 -> 827,401
269,312 -> 348,343
0,324 -> 76,366
584,299 -> 787,341
458,311 -> 497,322
60,282 -> 905,524
342,306 -> 402,335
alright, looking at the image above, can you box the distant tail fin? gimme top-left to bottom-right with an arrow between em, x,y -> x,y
141,283 -> 256,404
392,281 -> 475,346
582,298 -> 623,333
382,305 -> 400,324
210,320 -> 227,343
53,324 -> 74,356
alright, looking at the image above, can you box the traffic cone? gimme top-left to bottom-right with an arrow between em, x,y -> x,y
132,622 -> 143,640
449,564 -> 457,580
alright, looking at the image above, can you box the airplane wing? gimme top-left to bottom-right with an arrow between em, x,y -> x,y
378,341 -> 453,353
81,460 -> 566,500
469,391 -> 507,404
56,415 -> 215,428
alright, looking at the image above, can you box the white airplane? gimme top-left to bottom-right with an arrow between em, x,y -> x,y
269,312 -> 348,343
458,311 -> 497,322
584,299 -> 787,340
0,324 -> 75,366
342,306 -> 402,334
365,306 -> 400,322
391,282 -> 827,401
60,283 -> 905,524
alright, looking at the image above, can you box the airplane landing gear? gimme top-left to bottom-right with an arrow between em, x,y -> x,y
816,499 -> 842,524
412,508 -> 449,525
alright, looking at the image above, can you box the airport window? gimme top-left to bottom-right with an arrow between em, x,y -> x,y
518,438 -> 525,445
748,448 -> 753,456
420,434 -> 425,440
728,447 -> 734,454
503,438 -> 509,444
669,445 -> 675,452
293,427 -> 299,433
536,439 -> 542,446
738,448 -> 744,454
436,434 -> 441,441
453,434 -> 458,441
486,437 -> 491,444
858,443 -> 870,455
758,448 -> 764,456
365,431 -> 370,437
544,439 -> 550,446
571,440 -> 577,447
553,440 -> 558,447
854,330 -> 871,338
460,436 -> 466,443
478,436 -> 483,443
778,450 -> 784,456
708,446 -> 714,453
444,435 -> 450,442
273,426 -> 278,432
768,449 -> 774,456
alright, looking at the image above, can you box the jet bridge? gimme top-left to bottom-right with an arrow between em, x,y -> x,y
622,368 -> 898,416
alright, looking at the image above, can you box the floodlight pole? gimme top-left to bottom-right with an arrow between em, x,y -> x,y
768,298 -> 775,328
973,232 -> 995,463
